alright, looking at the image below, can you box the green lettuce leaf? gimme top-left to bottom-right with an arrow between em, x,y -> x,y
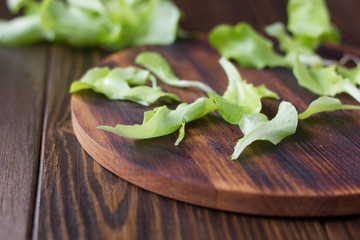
175,123 -> 185,146
0,0 -> 181,49
231,101 -> 298,160
0,15 -> 50,46
264,22 -> 325,66
135,51 -> 214,92
6,0 -> 38,14
298,96 -> 360,119
287,0 -> 340,50
208,57 -> 279,124
69,66 -> 179,106
98,97 -> 217,144
293,57 -> 360,102
209,22 -> 289,69
337,64 -> 360,85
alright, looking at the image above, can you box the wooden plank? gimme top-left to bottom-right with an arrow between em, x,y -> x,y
32,45 -> 107,239
0,45 -> 48,239
324,217 -> 360,240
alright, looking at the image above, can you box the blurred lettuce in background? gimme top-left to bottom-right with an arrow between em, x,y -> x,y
1,0 -> 181,49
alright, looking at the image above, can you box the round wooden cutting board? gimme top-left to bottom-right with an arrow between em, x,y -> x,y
71,37 -> 360,217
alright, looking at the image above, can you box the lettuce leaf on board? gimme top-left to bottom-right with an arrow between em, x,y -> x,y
293,57 -> 360,103
69,66 -> 179,106
337,64 -> 360,85
231,101 -> 298,160
98,97 -> 217,144
208,57 -> 279,124
264,22 -> 325,66
1,0 -> 180,49
298,96 -> 360,119
209,22 -> 289,69
135,51 -> 214,92
287,0 -> 340,50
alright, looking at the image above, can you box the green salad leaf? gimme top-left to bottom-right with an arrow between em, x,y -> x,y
337,64 -> 360,85
298,96 -> 360,119
293,57 -> 360,102
231,101 -> 298,160
70,66 -> 179,106
0,15 -> 48,46
98,97 -> 217,144
1,0 -> 180,49
208,57 -> 278,124
287,0 -> 340,50
264,22 -> 324,66
135,51 -> 214,92
209,22 -> 289,69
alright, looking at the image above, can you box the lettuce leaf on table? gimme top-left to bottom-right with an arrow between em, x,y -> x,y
135,51 -> 214,92
264,22 -> 326,66
98,97 -> 217,145
208,57 -> 279,125
0,0 -> 181,49
287,0 -> 340,50
298,96 -> 360,119
293,58 -> 360,103
337,64 -> 360,85
70,66 -> 179,106
209,22 -> 289,69
232,101 -> 298,160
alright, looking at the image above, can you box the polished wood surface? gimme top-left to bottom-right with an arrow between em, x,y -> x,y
72,38 -> 360,217
1,0 -> 360,239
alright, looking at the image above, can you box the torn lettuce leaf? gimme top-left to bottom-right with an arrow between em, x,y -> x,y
98,97 -> 217,144
287,0 -> 340,50
69,66 -> 179,106
293,57 -> 360,102
337,64 -> 360,85
209,22 -> 289,69
298,96 -> 360,119
231,101 -> 298,160
0,15 -> 49,46
208,57 -> 279,125
6,0 -> 37,14
264,22 -> 325,66
1,0 -> 181,49
175,123 -> 185,146
135,51 -> 214,92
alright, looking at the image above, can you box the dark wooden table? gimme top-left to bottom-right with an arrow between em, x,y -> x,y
1,0 -> 360,239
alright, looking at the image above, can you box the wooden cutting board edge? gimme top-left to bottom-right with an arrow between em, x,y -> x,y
71,95 -> 360,217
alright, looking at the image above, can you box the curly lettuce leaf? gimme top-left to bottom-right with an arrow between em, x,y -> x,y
293,57 -> 360,102
132,1 -> 180,46
98,97 -> 217,144
231,101 -> 298,160
298,96 -> 360,119
209,22 -> 289,69
70,66 -> 179,106
0,15 -> 49,46
135,51 -> 214,92
337,64 -> 360,85
287,0 -> 340,50
264,22 -> 324,66
6,0 -> 39,14
208,57 -> 279,124
0,0 -> 181,49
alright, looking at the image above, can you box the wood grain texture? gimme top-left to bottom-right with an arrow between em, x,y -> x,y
71,37 -> 360,217
0,45 -> 48,239
33,44 -> 328,240
32,45 -> 107,240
